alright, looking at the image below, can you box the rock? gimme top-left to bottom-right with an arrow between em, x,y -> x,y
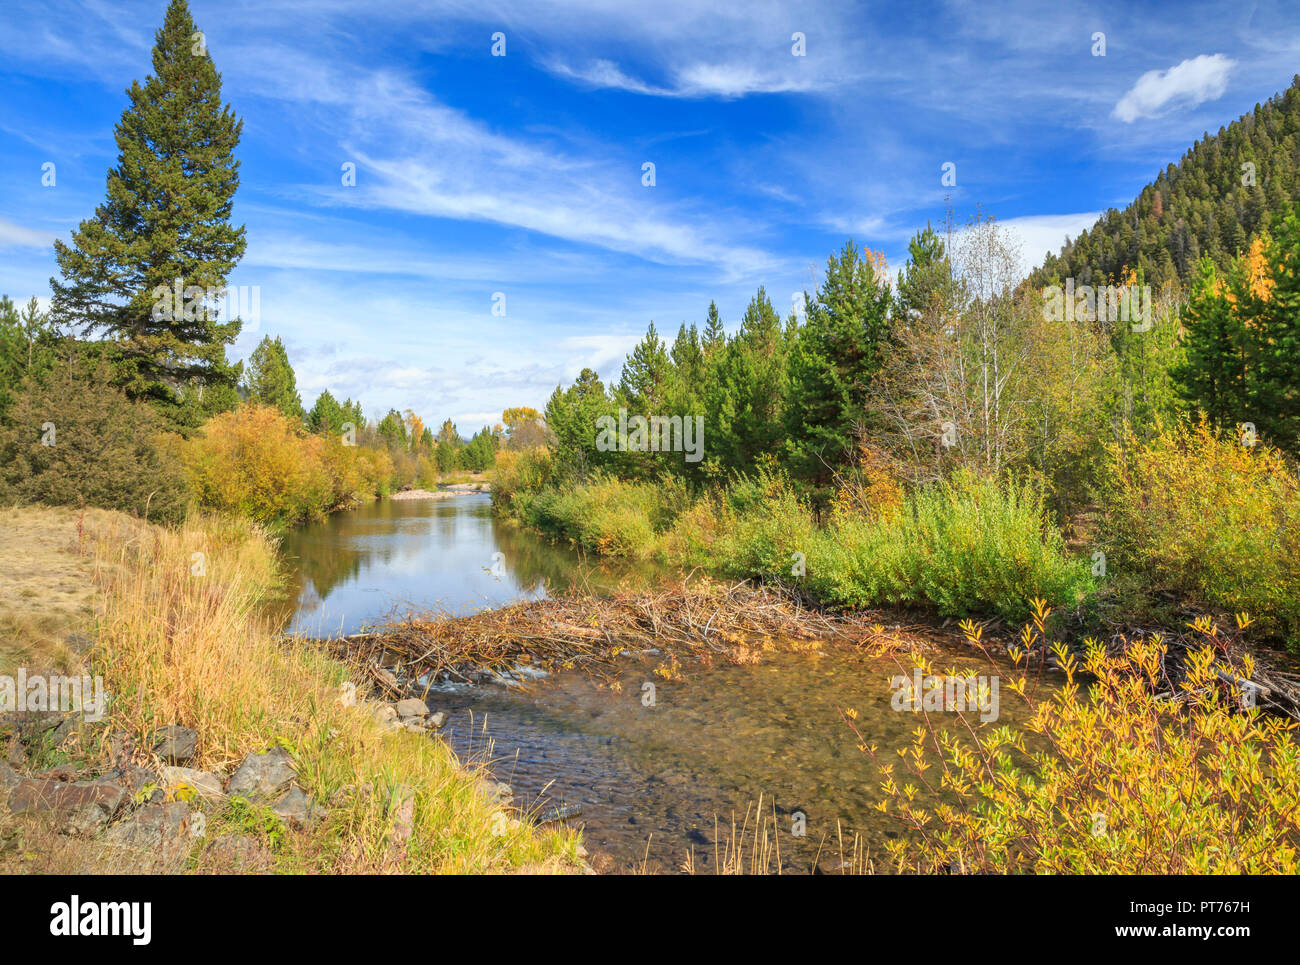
401,719 -> 428,734
63,632 -> 95,650
226,746 -> 296,800
6,777 -> 126,835
5,732 -> 24,768
19,714 -> 63,738
162,766 -> 224,802
98,764 -> 158,798
535,803 -> 583,825
35,763 -> 78,782
486,781 -> 513,806
395,698 -> 428,720
372,704 -> 399,729
814,858 -> 853,875
104,801 -> 195,870
388,785 -> 415,850
428,711 -> 447,729
0,761 -> 21,797
106,732 -> 139,764
271,786 -> 318,828
48,716 -> 81,749
151,724 -> 198,764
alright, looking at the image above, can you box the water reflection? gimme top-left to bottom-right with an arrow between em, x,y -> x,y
276,494 -> 662,635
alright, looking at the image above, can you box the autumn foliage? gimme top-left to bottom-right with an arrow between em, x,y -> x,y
179,404 -> 392,529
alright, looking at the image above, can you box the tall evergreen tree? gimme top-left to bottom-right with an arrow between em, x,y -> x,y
242,335 -> 303,419
1249,209 -> 1300,448
378,409 -> 410,451
1173,257 -> 1249,428
707,288 -> 787,473
895,224 -> 952,319
0,297 -> 57,419
50,0 -> 246,433
306,389 -> 345,434
785,241 -> 893,484
618,322 -> 671,411
544,368 -> 610,476
702,301 -> 726,354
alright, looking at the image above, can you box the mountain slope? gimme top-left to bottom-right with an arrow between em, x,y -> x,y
1030,74 -> 1300,292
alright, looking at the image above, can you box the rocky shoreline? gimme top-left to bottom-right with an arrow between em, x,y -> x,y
0,690 -> 568,874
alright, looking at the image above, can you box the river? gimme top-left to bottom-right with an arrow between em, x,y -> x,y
277,492 -> 1030,873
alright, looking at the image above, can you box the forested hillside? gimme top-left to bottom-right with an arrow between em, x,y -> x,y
1031,74 -> 1300,291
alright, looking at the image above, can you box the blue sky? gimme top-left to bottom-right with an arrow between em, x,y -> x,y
2,0 -> 1298,429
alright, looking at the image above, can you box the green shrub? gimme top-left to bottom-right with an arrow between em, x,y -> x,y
1097,421 -> 1300,648
807,469 -> 1093,620
0,356 -> 188,523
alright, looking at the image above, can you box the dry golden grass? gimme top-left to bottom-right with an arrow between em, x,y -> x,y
2,504 -> 583,874
0,504 -> 127,674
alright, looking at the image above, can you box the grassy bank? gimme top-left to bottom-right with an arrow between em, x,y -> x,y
495,425 -> 1300,649
3,504 -> 580,874
495,449 -> 1094,624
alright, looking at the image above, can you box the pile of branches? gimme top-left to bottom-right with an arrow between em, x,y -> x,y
1097,623 -> 1300,720
314,578 -> 901,699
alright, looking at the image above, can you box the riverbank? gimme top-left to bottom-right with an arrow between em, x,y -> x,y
492,427 -> 1300,661
0,504 -> 582,874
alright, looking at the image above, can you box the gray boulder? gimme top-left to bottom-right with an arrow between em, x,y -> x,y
272,786 -> 319,828
227,746 -> 296,800
395,698 -> 428,720
104,801 -> 196,871
152,725 -> 198,764
162,766 -> 225,802
7,777 -> 126,835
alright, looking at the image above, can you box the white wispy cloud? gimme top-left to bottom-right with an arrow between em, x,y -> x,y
547,57 -> 828,99
1112,54 -> 1235,123
0,217 -> 55,249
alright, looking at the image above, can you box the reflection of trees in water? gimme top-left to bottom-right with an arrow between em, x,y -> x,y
270,498 -> 670,632
490,516 -> 665,596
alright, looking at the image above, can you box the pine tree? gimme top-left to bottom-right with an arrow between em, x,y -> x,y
1250,209 -> 1300,448
242,335 -> 303,419
619,322 -> 671,411
895,224 -> 953,320
433,418 -> 460,471
785,241 -> 893,484
1173,257 -> 1248,428
544,368 -> 610,476
0,297 -> 57,419
50,0 -> 246,433
379,410 -> 410,451
707,288 -> 786,473
307,389 -> 344,434
702,301 -> 726,354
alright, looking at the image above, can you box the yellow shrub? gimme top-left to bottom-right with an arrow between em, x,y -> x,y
863,603 -> 1300,873
1099,420 -> 1300,647
180,405 -> 391,528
